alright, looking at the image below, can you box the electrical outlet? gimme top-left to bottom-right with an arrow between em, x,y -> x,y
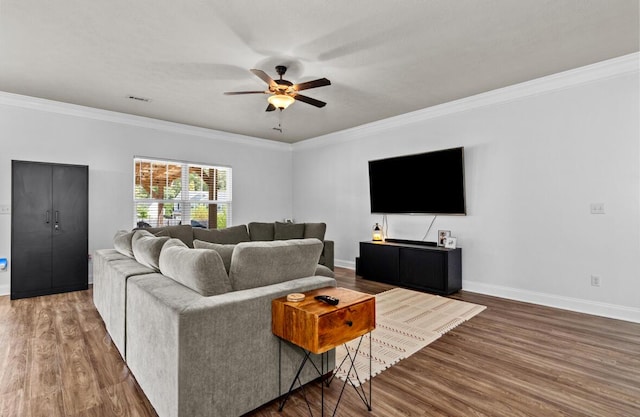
590,203 -> 605,214
0,205 -> 10,215
590,275 -> 601,287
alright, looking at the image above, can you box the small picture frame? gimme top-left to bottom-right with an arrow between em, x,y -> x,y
437,230 -> 451,247
444,237 -> 457,249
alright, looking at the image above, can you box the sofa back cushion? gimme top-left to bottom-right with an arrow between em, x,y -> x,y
193,240 -> 235,273
303,223 -> 327,241
113,230 -> 135,258
134,224 -> 194,247
193,225 -> 249,244
228,239 -> 323,291
131,230 -> 170,271
159,239 -> 232,296
274,222 -> 305,240
248,222 -> 275,241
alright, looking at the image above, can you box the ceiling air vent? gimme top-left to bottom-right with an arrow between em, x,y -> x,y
127,95 -> 151,102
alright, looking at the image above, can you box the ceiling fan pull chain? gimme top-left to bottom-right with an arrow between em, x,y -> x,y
273,110 -> 284,133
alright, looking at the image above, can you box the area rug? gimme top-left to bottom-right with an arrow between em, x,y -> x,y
334,288 -> 486,386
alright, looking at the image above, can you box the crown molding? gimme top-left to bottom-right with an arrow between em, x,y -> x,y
294,52 -> 640,151
0,92 -> 292,151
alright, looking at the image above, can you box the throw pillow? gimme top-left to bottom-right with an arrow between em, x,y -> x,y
193,240 -> 235,273
133,224 -> 194,247
248,222 -> 275,241
314,264 -> 334,278
228,239 -> 322,291
159,239 -> 232,296
274,222 -> 305,240
192,225 -> 249,244
113,230 -> 135,258
303,223 -> 327,241
131,230 -> 170,271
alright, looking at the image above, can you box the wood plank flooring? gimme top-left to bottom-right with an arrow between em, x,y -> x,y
1,268 -> 638,416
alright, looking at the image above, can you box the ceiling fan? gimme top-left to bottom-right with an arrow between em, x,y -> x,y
224,65 -> 331,111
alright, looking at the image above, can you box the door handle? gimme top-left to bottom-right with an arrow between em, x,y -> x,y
45,211 -> 50,224
55,211 -> 59,224
54,211 -> 60,230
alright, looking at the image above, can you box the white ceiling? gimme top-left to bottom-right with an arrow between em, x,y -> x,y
1,1 -> 638,143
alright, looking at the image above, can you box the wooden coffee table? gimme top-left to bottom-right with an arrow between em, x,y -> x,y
272,287 -> 376,416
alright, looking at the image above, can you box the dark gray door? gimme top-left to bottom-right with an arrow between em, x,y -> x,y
52,164 -> 88,288
11,161 -> 53,295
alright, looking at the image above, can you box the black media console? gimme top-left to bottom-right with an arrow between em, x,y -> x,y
357,239 -> 461,295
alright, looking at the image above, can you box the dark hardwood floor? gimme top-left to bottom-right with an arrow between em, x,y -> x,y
1,268 -> 638,416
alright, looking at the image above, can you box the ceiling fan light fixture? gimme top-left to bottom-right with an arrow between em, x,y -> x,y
268,94 -> 295,109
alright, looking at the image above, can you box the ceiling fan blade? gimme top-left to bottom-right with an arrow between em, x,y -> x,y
223,91 -> 268,95
250,69 -> 277,88
293,78 -> 331,91
266,103 -> 276,112
292,93 -> 327,108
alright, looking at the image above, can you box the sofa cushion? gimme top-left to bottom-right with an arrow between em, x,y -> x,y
159,239 -> 232,296
304,223 -> 327,241
131,230 -> 170,271
113,230 -> 135,258
193,225 -> 249,244
228,239 -> 323,291
135,224 -> 194,247
248,222 -> 275,241
274,222 -> 305,240
314,264 -> 334,278
193,240 -> 235,273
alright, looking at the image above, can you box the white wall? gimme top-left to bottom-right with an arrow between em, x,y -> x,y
0,96 -> 293,294
292,55 -> 640,322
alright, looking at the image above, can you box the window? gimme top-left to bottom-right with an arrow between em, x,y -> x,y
134,157 -> 232,229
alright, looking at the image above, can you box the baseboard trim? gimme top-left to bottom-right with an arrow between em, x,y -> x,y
333,260 -> 640,323
463,280 -> 640,324
0,283 -> 10,297
335,259 -> 356,270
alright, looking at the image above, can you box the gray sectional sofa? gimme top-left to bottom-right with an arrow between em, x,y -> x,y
93,227 -> 337,417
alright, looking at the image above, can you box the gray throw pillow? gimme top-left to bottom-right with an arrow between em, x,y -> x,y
159,239 -> 232,296
131,230 -> 170,271
248,222 -> 275,241
134,224 -> 194,247
113,230 -> 135,258
314,264 -> 334,278
193,240 -> 235,273
228,239 -> 322,291
304,223 -> 327,241
193,225 -> 249,244
274,222 -> 305,240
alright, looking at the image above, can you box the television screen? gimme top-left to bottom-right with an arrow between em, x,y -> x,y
368,147 -> 466,215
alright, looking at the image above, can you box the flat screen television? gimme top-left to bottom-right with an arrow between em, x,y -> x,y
368,147 -> 466,215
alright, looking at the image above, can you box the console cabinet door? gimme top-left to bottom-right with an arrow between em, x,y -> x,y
399,248 -> 445,292
359,242 -> 400,283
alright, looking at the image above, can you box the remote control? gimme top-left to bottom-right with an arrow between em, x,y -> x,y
315,295 -> 339,306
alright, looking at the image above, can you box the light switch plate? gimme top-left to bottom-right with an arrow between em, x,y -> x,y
0,205 -> 10,215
